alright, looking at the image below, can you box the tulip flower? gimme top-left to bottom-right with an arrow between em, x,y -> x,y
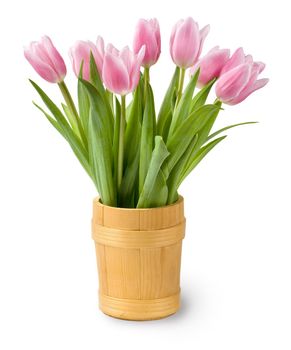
102,44 -> 145,190
190,46 -> 230,87
102,44 -> 145,96
170,17 -> 209,69
216,48 -> 269,105
69,36 -> 104,80
133,18 -> 161,68
24,36 -> 66,83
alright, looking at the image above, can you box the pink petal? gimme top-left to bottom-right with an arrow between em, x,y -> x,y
96,36 -> 104,57
169,19 -> 184,61
106,43 -> 119,56
245,54 -> 253,64
69,41 -> 92,80
197,24 -> 210,58
229,78 -> 269,105
171,17 -> 200,68
120,46 -> 135,75
192,47 -> 230,87
150,18 -> 161,50
24,46 -> 59,82
95,36 -> 105,74
133,19 -> 160,66
216,64 -> 251,102
102,51 -> 130,95
130,45 -> 145,90
254,61 -> 265,73
221,47 -> 245,75
41,36 -> 66,80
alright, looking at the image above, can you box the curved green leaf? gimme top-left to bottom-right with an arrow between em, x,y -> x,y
157,67 -> 179,137
139,83 -> 156,195
190,78 -> 216,113
137,136 -> 170,208
166,104 -> 220,173
207,122 -> 258,142
89,53 -> 114,135
167,134 -> 198,204
168,68 -> 199,137
120,82 -> 143,207
80,79 -> 116,206
179,136 -> 227,185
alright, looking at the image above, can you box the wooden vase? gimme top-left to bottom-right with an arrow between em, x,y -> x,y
91,196 -> 186,320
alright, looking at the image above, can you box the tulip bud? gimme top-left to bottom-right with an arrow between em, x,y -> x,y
102,44 -> 145,96
190,46 -> 230,87
170,17 -> 209,68
133,18 -> 161,67
24,36 -> 66,83
69,36 -> 104,80
216,48 -> 269,105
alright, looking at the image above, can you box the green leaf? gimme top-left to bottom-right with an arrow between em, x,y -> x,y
166,104 -> 220,173
112,97 -> 121,189
106,89 -> 114,111
168,68 -> 199,136
139,83 -> 156,195
119,82 -> 143,207
78,78 -> 90,136
30,80 -> 92,180
89,53 -> 114,135
182,101 -> 222,169
33,102 -> 67,139
89,52 -> 105,95
179,136 -> 227,185
207,122 -> 258,142
61,103 -> 80,137
167,134 -> 198,204
190,78 -> 216,113
119,151 -> 140,207
157,67 -> 179,137
80,79 -> 116,206
137,136 -> 170,208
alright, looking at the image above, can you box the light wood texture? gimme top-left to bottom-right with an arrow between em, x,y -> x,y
92,196 -> 186,321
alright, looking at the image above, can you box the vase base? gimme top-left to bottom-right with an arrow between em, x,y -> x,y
99,291 -> 180,321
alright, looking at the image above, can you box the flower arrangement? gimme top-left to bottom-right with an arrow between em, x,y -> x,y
24,17 -> 268,208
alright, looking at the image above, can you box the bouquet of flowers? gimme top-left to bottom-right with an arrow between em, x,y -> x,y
24,17 -> 268,208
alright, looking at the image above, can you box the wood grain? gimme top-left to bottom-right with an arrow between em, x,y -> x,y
92,196 -> 186,321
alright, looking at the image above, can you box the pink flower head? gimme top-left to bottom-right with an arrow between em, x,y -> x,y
24,36 -> 66,83
69,36 -> 104,80
102,44 -> 145,95
190,46 -> 230,88
170,17 -> 210,69
215,48 -> 269,105
133,18 -> 161,67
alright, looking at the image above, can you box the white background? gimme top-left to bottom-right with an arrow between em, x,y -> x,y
0,0 -> 290,349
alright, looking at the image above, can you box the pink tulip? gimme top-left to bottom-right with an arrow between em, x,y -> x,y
170,17 -> 209,68
69,36 -> 104,80
102,44 -> 145,95
216,48 -> 269,104
24,36 -> 66,83
133,18 -> 161,67
190,46 -> 230,88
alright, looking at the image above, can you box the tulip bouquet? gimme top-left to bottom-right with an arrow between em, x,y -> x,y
25,17 -> 268,208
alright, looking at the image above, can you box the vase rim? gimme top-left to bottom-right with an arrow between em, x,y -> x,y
94,195 -> 184,212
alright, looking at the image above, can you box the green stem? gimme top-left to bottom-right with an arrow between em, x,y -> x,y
118,95 -> 126,189
168,67 -> 186,138
175,67 -> 186,109
58,81 -> 79,122
106,89 -> 114,112
143,67 -> 150,104
58,80 -> 87,148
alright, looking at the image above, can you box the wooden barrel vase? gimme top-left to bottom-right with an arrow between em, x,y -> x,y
91,196 -> 186,321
